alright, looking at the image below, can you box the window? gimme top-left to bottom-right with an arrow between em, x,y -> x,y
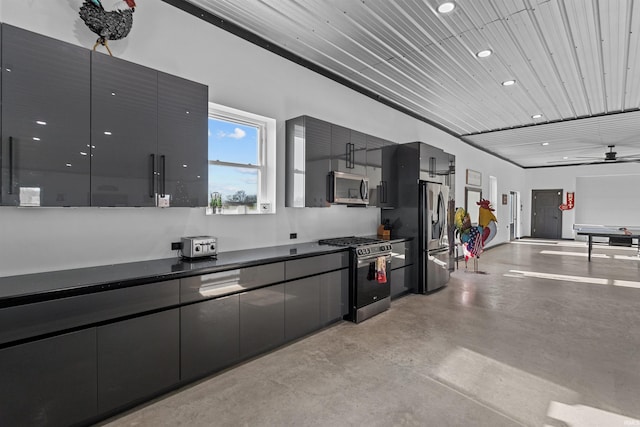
208,103 -> 276,214
489,175 -> 498,208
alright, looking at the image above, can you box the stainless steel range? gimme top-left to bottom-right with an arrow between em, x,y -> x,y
319,236 -> 392,323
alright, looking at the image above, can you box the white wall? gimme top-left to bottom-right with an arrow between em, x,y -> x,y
523,163 -> 640,239
0,1 -> 526,276
575,174 -> 640,227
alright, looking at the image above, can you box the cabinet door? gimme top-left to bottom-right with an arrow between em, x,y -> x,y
380,143 -> 398,208
366,135 -> 385,206
320,268 -> 349,323
390,266 -> 413,298
304,117 -> 332,207
285,276 -> 320,340
1,25 -> 91,206
97,309 -> 179,413
350,130 -> 368,176
330,124 -> 351,173
90,52 -> 158,206
239,284 -> 285,359
181,294 -> 239,381
157,72 -> 208,207
0,329 -> 97,427
331,126 -> 367,175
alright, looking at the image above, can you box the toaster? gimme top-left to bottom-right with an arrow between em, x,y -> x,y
181,236 -> 217,259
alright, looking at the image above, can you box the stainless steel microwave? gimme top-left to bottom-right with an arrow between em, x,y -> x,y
327,171 -> 369,205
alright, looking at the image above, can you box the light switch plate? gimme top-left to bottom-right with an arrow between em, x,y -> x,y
205,206 -> 213,215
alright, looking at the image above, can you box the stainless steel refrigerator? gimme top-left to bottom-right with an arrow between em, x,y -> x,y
419,181 -> 451,292
381,142 -> 455,294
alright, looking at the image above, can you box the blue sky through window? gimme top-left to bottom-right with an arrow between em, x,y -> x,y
208,118 -> 258,164
208,118 -> 259,203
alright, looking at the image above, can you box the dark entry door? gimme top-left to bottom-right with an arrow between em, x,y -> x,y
531,190 -> 563,238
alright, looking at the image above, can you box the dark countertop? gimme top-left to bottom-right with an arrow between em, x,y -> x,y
0,242 -> 348,308
362,235 -> 413,243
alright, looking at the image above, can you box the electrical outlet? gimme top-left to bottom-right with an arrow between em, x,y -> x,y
260,202 -> 271,212
171,242 -> 182,250
290,233 -> 297,239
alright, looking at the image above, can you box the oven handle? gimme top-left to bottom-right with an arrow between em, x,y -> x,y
356,254 -> 392,265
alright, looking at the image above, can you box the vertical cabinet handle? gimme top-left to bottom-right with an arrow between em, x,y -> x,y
345,143 -> 352,169
149,153 -> 156,198
8,137 -> 14,195
380,180 -> 387,203
160,155 -> 166,197
350,143 -> 355,168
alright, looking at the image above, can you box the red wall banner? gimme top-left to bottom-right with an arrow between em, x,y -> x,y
559,192 -> 575,211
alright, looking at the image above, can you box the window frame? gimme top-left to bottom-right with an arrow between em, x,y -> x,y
207,102 -> 276,214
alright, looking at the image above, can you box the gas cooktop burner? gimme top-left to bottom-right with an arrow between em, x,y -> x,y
319,236 -> 392,258
318,236 -> 384,247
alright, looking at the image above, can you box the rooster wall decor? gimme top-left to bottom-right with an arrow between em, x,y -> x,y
79,0 -> 136,56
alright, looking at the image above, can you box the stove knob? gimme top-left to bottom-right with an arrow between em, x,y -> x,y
210,244 -> 216,251
195,246 -> 201,252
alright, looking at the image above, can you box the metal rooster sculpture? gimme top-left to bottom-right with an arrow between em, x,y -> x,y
79,0 -> 136,56
454,199 -> 498,271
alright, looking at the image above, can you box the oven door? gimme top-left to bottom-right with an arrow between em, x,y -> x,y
355,255 -> 391,308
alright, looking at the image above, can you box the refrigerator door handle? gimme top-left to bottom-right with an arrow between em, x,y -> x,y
428,246 -> 450,255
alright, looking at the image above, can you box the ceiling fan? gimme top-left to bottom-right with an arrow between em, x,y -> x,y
548,145 -> 640,165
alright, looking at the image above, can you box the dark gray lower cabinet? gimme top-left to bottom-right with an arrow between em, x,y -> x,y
97,309 -> 180,413
181,294 -> 240,381
239,284 -> 285,359
285,268 -> 348,341
0,329 -> 97,427
320,269 -> 349,323
390,266 -> 413,298
285,276 -> 321,340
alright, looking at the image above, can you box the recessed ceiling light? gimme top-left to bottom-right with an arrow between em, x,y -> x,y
563,156 -> 569,160
476,49 -> 492,58
104,131 -> 112,136
66,163 -> 72,167
33,137 -> 41,141
36,120 -> 47,126
541,142 -> 549,146
437,2 -> 455,13
502,80 -> 516,86
532,114 -> 543,119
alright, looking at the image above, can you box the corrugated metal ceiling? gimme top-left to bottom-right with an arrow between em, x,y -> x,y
177,0 -> 640,168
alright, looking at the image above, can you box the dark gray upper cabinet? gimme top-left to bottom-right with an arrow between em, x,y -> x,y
0,24 -> 208,208
286,115 -> 396,208
157,72 -> 208,207
285,116 -> 332,207
90,52 -> 158,207
331,125 -> 366,175
366,135 -> 389,207
1,25 -> 91,206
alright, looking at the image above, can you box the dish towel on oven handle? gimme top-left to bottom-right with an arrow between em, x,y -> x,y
376,256 -> 387,283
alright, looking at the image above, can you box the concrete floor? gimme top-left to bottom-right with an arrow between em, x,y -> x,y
100,239 -> 640,427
